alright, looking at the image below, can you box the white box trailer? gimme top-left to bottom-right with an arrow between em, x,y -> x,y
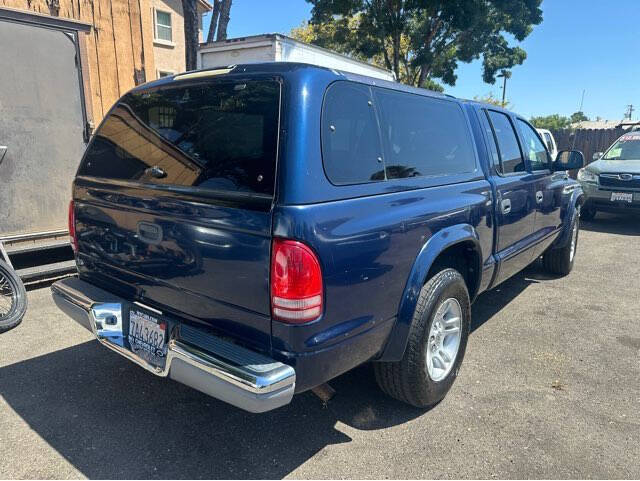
198,33 -> 396,82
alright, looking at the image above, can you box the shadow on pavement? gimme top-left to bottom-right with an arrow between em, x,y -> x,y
580,212 -> 640,236
0,341 -> 424,479
470,262 -> 541,333
0,261 -> 545,478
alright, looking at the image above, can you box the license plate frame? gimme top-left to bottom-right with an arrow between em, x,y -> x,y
610,192 -> 633,203
128,309 -> 168,364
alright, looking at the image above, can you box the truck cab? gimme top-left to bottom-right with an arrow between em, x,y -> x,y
52,63 -> 584,413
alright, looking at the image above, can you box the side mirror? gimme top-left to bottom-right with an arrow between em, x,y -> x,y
555,150 -> 584,171
592,152 -> 603,161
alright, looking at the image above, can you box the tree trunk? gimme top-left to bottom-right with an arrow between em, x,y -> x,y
206,0 -> 221,43
392,32 -> 400,80
182,0 -> 199,71
216,0 -> 232,41
417,64 -> 430,87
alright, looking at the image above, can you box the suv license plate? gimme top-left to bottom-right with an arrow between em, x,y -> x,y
611,192 -> 633,203
129,309 -> 167,362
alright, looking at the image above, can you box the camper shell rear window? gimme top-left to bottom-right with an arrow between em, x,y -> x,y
79,79 -> 281,196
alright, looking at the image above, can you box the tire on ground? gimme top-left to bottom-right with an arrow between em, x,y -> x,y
543,215 -> 579,276
374,268 -> 471,408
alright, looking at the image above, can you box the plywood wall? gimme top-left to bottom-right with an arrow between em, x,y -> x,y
1,0 -> 156,124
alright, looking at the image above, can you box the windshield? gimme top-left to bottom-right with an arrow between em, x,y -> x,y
79,79 -> 281,195
603,133 -> 640,161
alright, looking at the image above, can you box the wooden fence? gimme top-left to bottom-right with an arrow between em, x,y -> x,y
550,128 -> 626,167
1,0 -> 156,126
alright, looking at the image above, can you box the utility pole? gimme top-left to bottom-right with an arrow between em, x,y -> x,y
497,70 -> 511,107
625,104 -> 635,121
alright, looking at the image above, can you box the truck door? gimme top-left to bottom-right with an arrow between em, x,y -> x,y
481,109 -> 537,285
515,118 -> 564,258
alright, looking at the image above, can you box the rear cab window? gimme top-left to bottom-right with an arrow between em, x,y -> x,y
485,110 -> 526,175
79,79 -> 281,197
321,81 -> 477,186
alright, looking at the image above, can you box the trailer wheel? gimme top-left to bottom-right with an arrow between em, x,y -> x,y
0,260 -> 27,333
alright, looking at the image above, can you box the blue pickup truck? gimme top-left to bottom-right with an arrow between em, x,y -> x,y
52,63 -> 584,413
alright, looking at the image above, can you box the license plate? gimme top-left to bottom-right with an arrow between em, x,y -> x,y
610,192 -> 633,203
128,309 -> 167,362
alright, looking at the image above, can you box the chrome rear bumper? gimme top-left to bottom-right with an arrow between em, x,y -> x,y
51,277 -> 295,413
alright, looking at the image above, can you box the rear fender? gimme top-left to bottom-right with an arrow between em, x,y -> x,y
377,224 -> 482,362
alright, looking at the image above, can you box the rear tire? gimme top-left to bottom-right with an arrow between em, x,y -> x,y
543,216 -> 579,276
0,260 -> 27,333
374,268 -> 471,408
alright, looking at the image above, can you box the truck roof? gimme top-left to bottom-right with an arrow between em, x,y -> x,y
134,62 -> 452,102
459,98 -> 517,116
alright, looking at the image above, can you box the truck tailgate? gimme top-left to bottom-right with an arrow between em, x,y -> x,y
74,182 -> 273,349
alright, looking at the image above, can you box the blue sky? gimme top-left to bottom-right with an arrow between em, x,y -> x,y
204,0 -> 640,121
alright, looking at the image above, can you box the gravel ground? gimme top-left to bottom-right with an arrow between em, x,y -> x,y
1,213 -> 639,479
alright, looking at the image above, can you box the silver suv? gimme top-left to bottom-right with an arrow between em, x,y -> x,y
577,131 -> 640,220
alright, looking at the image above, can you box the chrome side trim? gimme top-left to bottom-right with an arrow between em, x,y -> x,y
51,277 -> 296,411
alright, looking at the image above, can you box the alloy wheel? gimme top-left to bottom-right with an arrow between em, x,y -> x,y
426,297 -> 462,382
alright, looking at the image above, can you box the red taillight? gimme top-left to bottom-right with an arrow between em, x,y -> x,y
270,239 -> 323,323
68,200 -> 78,253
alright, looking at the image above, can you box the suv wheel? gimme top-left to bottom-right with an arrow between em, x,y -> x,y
543,216 -> 579,276
374,268 -> 471,408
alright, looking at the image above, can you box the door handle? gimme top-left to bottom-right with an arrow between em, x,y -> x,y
501,198 -> 511,215
536,191 -> 544,204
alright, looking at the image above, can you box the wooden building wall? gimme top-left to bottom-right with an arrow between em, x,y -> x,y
0,0 -> 156,126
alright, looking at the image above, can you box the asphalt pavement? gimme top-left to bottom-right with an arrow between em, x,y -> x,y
1,213 -> 638,479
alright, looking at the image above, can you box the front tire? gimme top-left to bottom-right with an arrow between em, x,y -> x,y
543,216 -> 579,276
374,268 -> 471,408
0,260 -> 27,333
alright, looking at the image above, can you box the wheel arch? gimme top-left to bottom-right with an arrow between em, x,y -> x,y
376,224 -> 482,362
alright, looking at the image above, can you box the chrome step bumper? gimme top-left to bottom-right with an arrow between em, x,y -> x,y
51,277 -> 295,413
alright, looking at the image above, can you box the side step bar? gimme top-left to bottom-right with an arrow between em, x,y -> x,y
51,277 -> 296,413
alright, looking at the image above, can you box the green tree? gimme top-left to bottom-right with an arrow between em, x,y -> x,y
570,111 -> 589,123
530,114 -> 571,131
473,92 -> 511,109
291,19 -> 446,90
297,0 -> 543,88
